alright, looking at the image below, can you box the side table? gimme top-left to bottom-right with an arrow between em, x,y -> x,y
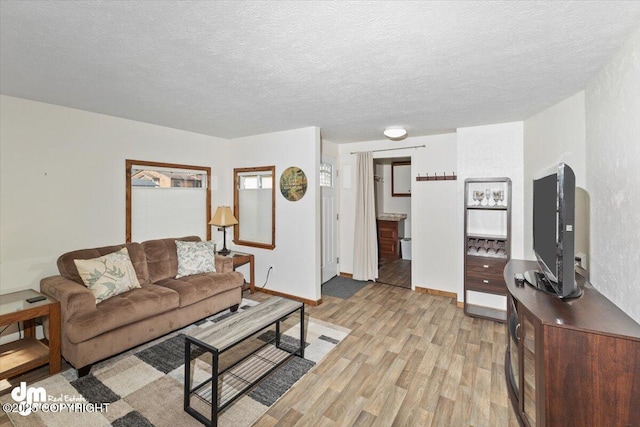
0,289 -> 61,379
227,251 -> 255,294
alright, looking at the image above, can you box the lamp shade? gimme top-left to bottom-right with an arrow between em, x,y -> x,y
209,206 -> 238,227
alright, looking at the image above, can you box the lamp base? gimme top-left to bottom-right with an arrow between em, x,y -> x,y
217,226 -> 231,256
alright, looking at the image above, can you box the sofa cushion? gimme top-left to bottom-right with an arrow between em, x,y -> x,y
176,240 -> 217,278
155,271 -> 244,307
73,248 -> 142,303
142,236 -> 201,283
65,284 -> 180,344
58,242 -> 150,286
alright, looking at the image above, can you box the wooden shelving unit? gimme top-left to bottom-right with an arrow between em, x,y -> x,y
463,177 -> 511,322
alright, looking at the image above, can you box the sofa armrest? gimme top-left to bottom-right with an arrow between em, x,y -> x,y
215,255 -> 233,273
40,275 -> 96,322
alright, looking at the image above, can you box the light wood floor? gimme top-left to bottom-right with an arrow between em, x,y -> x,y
2,284 -> 519,427
252,283 -> 519,426
377,258 -> 411,289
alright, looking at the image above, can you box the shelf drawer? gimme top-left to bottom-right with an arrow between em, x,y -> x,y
379,239 -> 397,249
465,276 -> 506,294
466,256 -> 506,276
379,239 -> 398,256
466,256 -> 506,293
379,228 -> 398,240
466,272 -> 506,287
466,269 -> 506,284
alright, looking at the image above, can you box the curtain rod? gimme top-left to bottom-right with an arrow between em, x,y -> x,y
350,144 -> 425,154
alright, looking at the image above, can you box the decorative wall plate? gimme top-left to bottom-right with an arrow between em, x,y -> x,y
280,166 -> 307,201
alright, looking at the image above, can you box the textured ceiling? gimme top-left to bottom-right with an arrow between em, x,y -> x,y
1,1 -> 639,143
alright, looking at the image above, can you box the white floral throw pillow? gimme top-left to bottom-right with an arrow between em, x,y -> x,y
175,240 -> 217,278
74,247 -> 141,303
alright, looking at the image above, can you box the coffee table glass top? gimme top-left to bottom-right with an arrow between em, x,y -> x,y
0,290 -> 54,316
186,296 -> 303,352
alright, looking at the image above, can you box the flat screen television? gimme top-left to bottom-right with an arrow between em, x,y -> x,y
525,162 -> 582,299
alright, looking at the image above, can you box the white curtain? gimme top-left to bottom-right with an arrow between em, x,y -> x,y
353,151 -> 378,281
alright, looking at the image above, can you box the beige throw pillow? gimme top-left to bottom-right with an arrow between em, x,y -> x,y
175,240 -> 217,278
74,247 -> 141,303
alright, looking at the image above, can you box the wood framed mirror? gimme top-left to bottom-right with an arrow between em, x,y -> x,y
392,161 -> 411,197
233,166 -> 276,250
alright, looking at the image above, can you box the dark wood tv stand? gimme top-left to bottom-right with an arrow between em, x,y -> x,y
504,259 -> 640,427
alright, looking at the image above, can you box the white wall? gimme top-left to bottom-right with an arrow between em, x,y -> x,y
321,138 -> 339,158
585,27 -> 640,324
457,122 -> 524,308
523,92 -> 587,260
338,133 -> 458,293
0,95 -> 231,295
411,134 -> 458,292
229,127 -> 322,302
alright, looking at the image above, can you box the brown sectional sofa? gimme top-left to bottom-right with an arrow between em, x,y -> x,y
40,236 -> 244,375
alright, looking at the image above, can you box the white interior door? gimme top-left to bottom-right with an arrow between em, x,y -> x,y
321,155 -> 338,283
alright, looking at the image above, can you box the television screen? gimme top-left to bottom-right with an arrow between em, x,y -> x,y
528,163 -> 581,299
533,173 -> 559,282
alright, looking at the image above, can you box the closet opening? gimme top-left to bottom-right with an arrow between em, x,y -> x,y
374,157 -> 411,289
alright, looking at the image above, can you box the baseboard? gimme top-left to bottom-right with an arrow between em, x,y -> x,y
339,272 -> 353,279
415,286 -> 457,300
257,288 -> 322,306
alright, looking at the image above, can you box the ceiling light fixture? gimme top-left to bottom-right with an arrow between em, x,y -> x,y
383,127 -> 408,141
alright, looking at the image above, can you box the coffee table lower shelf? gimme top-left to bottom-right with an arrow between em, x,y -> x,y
192,343 -> 294,409
184,297 -> 304,427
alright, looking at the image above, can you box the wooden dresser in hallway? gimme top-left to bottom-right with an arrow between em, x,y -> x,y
377,213 -> 406,259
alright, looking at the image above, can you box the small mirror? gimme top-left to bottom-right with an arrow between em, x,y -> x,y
392,162 -> 411,197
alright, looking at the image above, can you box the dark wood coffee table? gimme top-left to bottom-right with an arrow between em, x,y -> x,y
184,296 -> 304,427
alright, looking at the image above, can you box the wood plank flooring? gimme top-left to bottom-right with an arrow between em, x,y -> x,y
377,258 -> 411,289
252,283 -> 519,426
1,284 -> 519,426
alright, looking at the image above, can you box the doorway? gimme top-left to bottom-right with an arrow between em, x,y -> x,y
321,155 -> 338,283
373,157 -> 411,289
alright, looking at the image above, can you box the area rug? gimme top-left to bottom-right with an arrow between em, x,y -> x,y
321,275 -> 369,299
1,299 -> 350,427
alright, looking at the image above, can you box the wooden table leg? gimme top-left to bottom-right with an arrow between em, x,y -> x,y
300,304 -> 305,358
23,318 -> 36,338
48,302 -> 61,374
249,254 -> 255,294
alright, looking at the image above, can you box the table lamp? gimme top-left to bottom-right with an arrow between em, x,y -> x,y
209,206 -> 238,255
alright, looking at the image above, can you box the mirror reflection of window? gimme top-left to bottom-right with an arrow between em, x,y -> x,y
392,162 -> 411,197
234,166 -> 276,250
